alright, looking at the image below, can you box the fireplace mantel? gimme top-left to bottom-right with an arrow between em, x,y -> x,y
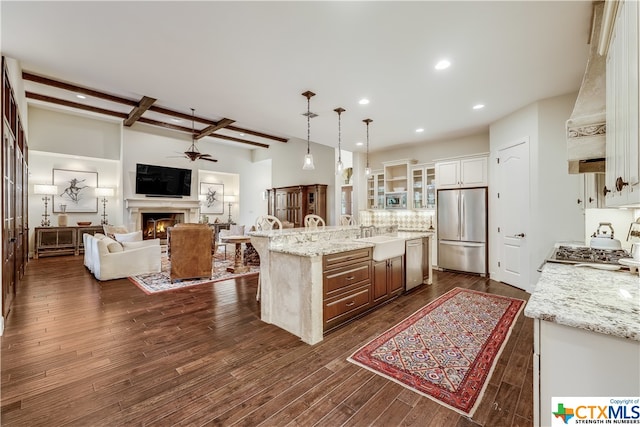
125,197 -> 201,231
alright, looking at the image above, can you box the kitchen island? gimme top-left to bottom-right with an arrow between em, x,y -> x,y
250,226 -> 434,344
524,262 -> 640,427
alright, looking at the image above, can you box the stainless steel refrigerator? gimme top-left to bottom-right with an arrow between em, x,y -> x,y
437,187 -> 487,275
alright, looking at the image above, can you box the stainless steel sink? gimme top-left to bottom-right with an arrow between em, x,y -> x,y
358,235 -> 406,261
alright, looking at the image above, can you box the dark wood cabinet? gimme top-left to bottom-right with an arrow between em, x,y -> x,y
2,56 -> 28,319
267,184 -> 327,227
34,226 -> 104,259
322,247 -> 372,332
372,256 -> 404,304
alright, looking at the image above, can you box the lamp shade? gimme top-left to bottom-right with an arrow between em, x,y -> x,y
224,195 -> 237,203
95,187 -> 114,197
33,184 -> 58,195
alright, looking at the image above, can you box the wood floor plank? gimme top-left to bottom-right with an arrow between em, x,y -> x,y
0,255 -> 533,427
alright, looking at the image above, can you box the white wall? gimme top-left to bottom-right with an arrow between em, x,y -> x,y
490,92 -> 584,290
28,151 -> 121,254
253,136 -> 337,225
368,133 -> 490,171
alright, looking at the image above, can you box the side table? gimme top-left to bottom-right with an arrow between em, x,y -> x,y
220,235 -> 251,273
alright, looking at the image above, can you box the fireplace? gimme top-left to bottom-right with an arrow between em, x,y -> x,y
141,212 -> 184,240
125,198 -> 202,239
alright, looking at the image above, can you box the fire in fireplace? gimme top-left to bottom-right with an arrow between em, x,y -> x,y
141,213 -> 184,240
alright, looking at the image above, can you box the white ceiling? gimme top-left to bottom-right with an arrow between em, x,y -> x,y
1,1 -> 593,153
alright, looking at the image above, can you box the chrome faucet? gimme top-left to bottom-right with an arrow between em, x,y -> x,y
360,225 -> 375,238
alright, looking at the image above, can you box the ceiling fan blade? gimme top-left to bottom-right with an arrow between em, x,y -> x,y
201,157 -> 218,163
200,153 -> 213,157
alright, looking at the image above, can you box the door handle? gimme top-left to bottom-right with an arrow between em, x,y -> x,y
515,233 -> 525,238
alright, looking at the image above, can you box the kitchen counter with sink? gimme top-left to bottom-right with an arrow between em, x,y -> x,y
249,226 -> 434,344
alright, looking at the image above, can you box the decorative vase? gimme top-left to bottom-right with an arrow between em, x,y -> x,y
57,204 -> 68,227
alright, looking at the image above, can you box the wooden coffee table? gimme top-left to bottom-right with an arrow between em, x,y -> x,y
220,235 -> 251,273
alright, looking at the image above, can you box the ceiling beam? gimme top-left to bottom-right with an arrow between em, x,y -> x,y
26,92 -> 129,119
23,72 -> 138,106
148,105 -> 288,143
124,96 -> 157,127
204,132 -> 270,149
195,118 -> 235,140
22,71 -> 288,145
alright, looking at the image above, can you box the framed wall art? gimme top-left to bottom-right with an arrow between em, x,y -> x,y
52,169 -> 98,213
200,182 -> 224,214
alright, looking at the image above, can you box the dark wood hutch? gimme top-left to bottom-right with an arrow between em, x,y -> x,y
267,184 -> 327,228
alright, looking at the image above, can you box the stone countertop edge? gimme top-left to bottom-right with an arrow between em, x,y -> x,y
251,229 -> 434,257
524,262 -> 640,342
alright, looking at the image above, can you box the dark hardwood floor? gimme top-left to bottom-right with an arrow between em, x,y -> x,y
1,255 -> 533,426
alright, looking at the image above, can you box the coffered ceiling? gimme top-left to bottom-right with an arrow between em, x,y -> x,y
1,1 -> 594,153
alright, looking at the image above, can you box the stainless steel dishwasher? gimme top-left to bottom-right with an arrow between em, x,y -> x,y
405,239 -> 423,291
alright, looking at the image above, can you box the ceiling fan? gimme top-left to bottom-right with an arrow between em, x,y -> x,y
182,108 -> 218,163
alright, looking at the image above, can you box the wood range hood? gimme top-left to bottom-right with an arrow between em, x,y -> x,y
567,1 -> 611,175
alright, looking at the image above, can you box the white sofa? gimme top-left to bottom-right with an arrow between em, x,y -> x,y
85,233 -> 162,281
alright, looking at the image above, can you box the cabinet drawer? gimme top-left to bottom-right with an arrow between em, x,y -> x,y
324,286 -> 371,329
323,247 -> 372,269
324,262 -> 370,296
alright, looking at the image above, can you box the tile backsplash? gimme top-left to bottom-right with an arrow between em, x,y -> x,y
358,210 -> 435,231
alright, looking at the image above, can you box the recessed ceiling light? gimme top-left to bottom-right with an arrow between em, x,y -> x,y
239,133 -> 245,137
355,141 -> 364,146
171,118 -> 182,123
76,94 -> 86,99
435,60 -> 451,70
416,128 -> 424,133
358,98 -> 370,105
473,104 -> 485,110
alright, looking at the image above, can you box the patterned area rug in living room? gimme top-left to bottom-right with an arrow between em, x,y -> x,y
128,255 -> 259,294
348,287 -> 525,417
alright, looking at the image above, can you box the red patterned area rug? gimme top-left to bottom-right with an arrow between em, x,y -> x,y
347,287 -> 525,417
128,255 -> 259,294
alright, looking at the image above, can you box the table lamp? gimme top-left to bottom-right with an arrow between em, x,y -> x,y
95,187 -> 114,225
33,184 -> 59,227
224,194 -> 236,223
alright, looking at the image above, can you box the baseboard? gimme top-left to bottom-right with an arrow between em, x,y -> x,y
0,316 -> 4,336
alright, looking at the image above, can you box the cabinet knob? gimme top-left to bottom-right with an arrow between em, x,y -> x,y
588,197 -> 595,203
603,186 -> 611,196
615,177 -> 629,192
577,198 -> 582,204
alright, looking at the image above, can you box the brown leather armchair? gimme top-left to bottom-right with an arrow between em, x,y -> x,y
167,223 -> 213,282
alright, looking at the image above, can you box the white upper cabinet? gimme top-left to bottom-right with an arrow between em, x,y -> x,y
605,0 -> 640,207
435,156 -> 488,188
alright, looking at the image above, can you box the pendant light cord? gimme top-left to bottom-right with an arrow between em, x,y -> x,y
306,95 -> 311,155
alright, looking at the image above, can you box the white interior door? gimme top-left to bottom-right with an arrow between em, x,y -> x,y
497,140 -> 530,290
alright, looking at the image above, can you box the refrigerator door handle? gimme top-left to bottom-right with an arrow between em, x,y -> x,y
460,193 -> 465,238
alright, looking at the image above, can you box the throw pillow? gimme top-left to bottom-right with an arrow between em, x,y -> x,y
93,233 -> 106,240
103,225 -> 128,239
229,225 -> 245,236
107,241 -> 124,253
121,239 -> 160,250
113,230 -> 143,243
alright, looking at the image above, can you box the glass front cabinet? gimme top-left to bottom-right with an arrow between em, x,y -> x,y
411,164 -> 436,209
366,171 -> 385,209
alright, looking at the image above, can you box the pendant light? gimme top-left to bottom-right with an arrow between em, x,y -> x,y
363,118 -> 372,176
334,107 -> 345,175
301,90 -> 316,170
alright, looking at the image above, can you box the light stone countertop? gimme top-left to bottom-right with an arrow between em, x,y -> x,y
251,226 -> 434,257
524,262 -> 640,341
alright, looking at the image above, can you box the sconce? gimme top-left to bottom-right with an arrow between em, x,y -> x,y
95,187 -> 114,225
33,184 -> 59,227
224,194 -> 236,223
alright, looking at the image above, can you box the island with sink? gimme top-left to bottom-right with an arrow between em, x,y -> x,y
250,225 -> 434,344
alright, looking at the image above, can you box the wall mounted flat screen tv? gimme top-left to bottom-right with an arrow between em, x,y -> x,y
135,163 -> 192,197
